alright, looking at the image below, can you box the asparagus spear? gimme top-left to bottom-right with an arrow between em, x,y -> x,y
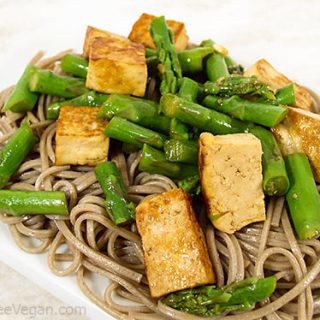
285,153 -> 320,239
98,94 -> 171,134
259,84 -> 296,106
178,174 -> 201,195
139,144 -> 198,179
169,118 -> 189,140
29,69 -> 86,98
178,77 -> 199,102
164,139 -> 197,164
178,47 -> 213,74
203,95 -> 288,127
149,16 -> 182,94
47,91 -> 109,120
145,48 -> 157,57
60,54 -> 88,78
163,276 -> 277,316
105,117 -> 167,149
160,94 -> 250,135
3,65 -> 39,113
0,122 -> 37,189
224,56 -> 244,75
250,126 -> 289,196
95,161 -> 135,225
0,190 -> 69,216
122,143 -> 141,154
203,75 -> 275,100
206,53 -> 230,82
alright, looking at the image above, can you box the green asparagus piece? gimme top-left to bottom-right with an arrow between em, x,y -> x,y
121,143 -> 141,154
164,139 -> 197,164
259,84 -> 296,106
206,53 -> 229,82
178,47 -> 213,74
203,95 -> 288,127
0,190 -> 69,216
224,56 -> 244,75
285,153 -> 320,239
139,144 -> 198,179
160,94 -> 250,135
169,118 -> 189,140
145,48 -> 157,57
29,69 -> 86,98
105,117 -> 167,149
3,65 -> 39,112
178,174 -> 201,195
47,91 -> 109,120
250,126 -> 289,196
95,161 -> 135,225
60,54 -> 89,78
203,75 -> 275,100
163,276 -> 277,317
150,16 -> 182,94
98,94 -> 170,134
0,122 -> 37,189
200,39 -> 215,48
178,77 -> 199,102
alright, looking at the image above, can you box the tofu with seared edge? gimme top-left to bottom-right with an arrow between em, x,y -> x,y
272,107 -> 320,182
84,26 -> 147,97
199,132 -> 265,234
55,106 -> 109,166
128,13 -> 189,51
244,59 -> 312,111
136,188 -> 215,298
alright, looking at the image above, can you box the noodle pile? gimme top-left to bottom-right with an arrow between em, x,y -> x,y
0,52 -> 320,320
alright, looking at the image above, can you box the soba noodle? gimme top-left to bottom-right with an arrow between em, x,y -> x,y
0,51 -> 320,320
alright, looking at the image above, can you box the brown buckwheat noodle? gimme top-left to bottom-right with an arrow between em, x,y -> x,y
0,51 -> 320,320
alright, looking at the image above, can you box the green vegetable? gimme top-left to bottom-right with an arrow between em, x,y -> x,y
178,77 -> 199,102
95,162 -> 135,225
3,65 -> 39,113
47,91 -> 109,120
178,47 -> 213,74
105,117 -> 167,149
150,16 -> 182,94
203,95 -> 288,127
224,56 -> 244,75
164,139 -> 197,164
0,122 -> 37,189
203,75 -> 275,100
250,126 -> 289,196
60,54 -> 88,78
169,118 -> 189,140
160,94 -> 250,135
121,143 -> 141,154
0,190 -> 69,216
163,276 -> 277,317
145,48 -> 157,57
206,53 -> 229,82
285,153 -> 320,239
260,84 -> 296,106
98,94 -> 170,134
29,69 -> 86,98
178,174 -> 200,195
139,144 -> 198,179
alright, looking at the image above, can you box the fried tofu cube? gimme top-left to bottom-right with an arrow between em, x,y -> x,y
128,13 -> 189,51
244,59 -> 312,111
199,133 -> 265,234
272,107 -> 320,182
136,188 -> 215,298
85,35 -> 147,97
55,106 -> 109,166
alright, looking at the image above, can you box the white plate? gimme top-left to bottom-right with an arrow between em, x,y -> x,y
1,0 -> 320,319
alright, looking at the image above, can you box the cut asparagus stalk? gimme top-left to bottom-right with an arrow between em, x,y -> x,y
206,53 -> 229,82
0,190 -> 69,216
3,65 -> 39,112
104,117 -> 167,149
178,174 -> 201,195
169,118 -> 189,140
164,139 -> 197,164
139,144 -> 198,179
95,161 -> 135,225
60,54 -> 89,78
285,153 -> 320,240
0,122 -> 37,189
29,69 -> 86,98
178,77 -> 199,102
250,126 -> 289,196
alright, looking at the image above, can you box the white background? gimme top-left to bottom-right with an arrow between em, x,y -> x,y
0,0 -> 320,319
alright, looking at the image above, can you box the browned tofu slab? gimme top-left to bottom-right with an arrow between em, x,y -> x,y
136,188 -> 215,298
128,13 -> 189,51
272,107 -> 320,182
199,133 -> 265,234
55,106 -> 109,166
244,59 -> 312,111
